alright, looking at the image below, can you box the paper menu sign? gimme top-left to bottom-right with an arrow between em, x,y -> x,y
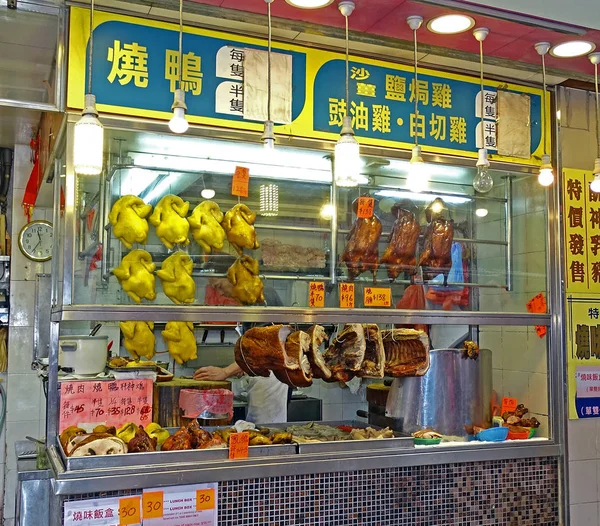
501,397 -> 517,414
339,283 -> 355,309
364,287 -> 392,307
64,497 -> 123,526
142,484 -> 218,526
59,379 -> 153,433
118,497 -> 141,526
357,197 -> 374,218
308,282 -> 325,308
526,292 -> 548,338
228,432 -> 249,460
231,166 -> 249,197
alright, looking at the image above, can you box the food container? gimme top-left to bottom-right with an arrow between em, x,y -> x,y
506,428 -> 531,440
476,427 -> 508,442
387,348 -> 492,437
58,336 -> 108,376
414,437 -> 442,446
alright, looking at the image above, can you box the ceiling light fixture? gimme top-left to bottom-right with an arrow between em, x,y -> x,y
260,184 -> 279,216
73,0 -> 104,176
534,42 -> 554,187
285,0 -> 335,8
334,1 -> 361,188
168,0 -> 189,134
200,175 -> 215,199
589,52 -> 600,193
475,208 -> 489,218
320,203 -> 335,219
262,0 -> 276,151
406,15 -> 428,194
551,40 -> 595,58
472,27 -> 493,194
427,14 -> 475,35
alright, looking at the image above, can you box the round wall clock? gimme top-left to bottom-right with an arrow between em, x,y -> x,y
18,220 -> 53,262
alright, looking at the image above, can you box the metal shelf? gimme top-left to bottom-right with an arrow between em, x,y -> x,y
52,305 -> 550,326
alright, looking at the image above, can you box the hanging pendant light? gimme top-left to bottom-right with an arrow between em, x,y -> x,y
262,0 -> 276,151
590,53 -> 600,193
169,0 -> 189,134
73,0 -> 104,176
260,184 -> 279,216
406,16 -> 428,193
535,42 -> 554,187
472,27 -> 493,194
334,1 -> 361,188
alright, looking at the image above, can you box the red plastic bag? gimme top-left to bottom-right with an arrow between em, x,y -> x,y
395,284 -> 428,333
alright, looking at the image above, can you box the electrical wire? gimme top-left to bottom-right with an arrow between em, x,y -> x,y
345,13 -> 350,112
178,0 -> 183,89
479,39 -> 485,150
541,51 -> 548,156
267,0 -> 272,122
87,0 -> 94,94
413,27 -> 419,146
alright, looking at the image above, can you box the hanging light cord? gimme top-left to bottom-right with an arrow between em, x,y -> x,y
345,14 -> 350,112
541,52 -> 548,156
267,1 -> 272,122
178,0 -> 183,89
87,0 -> 94,95
595,63 -> 600,159
479,39 -> 485,150
413,27 -> 419,146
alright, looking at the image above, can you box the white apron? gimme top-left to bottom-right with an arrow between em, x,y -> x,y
245,373 -> 288,425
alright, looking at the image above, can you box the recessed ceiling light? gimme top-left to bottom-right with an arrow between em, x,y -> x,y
550,40 -> 595,58
475,208 -> 489,218
285,0 -> 335,8
427,14 -> 475,35
201,188 -> 216,199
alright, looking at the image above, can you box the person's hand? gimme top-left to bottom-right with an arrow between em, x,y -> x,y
193,366 -> 228,381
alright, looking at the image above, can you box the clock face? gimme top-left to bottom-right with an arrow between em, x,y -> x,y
19,221 -> 53,262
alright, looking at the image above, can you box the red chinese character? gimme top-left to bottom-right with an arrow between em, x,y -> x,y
593,262 -> 600,284
591,208 -> 600,229
73,511 -> 83,521
105,508 -> 114,518
94,509 -> 104,519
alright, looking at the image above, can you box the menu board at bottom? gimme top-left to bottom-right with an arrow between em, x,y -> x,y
143,483 -> 218,526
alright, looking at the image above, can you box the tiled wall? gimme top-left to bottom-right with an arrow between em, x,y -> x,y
1,144 -> 49,524
561,87 -> 600,526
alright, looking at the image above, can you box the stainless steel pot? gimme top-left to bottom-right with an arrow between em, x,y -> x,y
386,348 -> 492,437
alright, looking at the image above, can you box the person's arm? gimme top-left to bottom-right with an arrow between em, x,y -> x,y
193,362 -> 243,381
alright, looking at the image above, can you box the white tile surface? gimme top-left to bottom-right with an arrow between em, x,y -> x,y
568,420 -> 599,461
528,373 -> 548,415
3,468 -> 17,519
5,420 -> 40,471
570,460 -> 599,504
8,280 -> 36,327
6,373 -> 42,423
322,403 -> 342,421
502,371 -> 530,408
7,327 -> 34,374
570,503 -> 598,526
320,382 -> 343,404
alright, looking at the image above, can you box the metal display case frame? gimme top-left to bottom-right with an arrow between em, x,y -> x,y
43,111 -> 566,524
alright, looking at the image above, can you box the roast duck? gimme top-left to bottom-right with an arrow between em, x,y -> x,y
341,199 -> 382,283
417,202 -> 454,285
234,324 -> 428,387
380,204 -> 421,280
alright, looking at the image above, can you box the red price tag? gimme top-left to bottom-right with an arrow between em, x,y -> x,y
309,281 -> 325,308
526,293 -> 547,339
142,491 -> 164,520
357,197 -> 374,218
232,166 -> 250,197
119,496 -> 141,526
229,432 -> 249,460
364,287 -> 391,307
196,488 -> 216,511
339,283 -> 355,309
501,397 -> 518,414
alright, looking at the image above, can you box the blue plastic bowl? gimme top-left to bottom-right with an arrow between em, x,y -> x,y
476,427 -> 509,442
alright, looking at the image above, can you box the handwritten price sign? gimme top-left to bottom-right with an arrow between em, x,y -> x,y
357,197 -> 374,218
339,283 -> 355,309
142,491 -> 164,520
526,292 -> 547,338
309,281 -> 325,308
501,397 -> 518,414
232,166 -> 250,197
118,497 -> 141,526
364,287 -> 392,307
229,432 -> 250,460
143,484 -> 218,525
196,488 -> 215,511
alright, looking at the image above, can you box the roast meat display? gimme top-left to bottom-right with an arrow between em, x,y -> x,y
187,200 -> 226,254
341,212 -> 382,283
149,194 -> 191,249
323,324 -> 366,382
113,249 -> 157,304
274,330 -> 313,388
305,325 -> 332,380
222,204 -> 260,255
418,217 -> 455,284
227,255 -> 265,305
381,329 -> 430,377
108,195 -> 153,249
156,251 -> 196,305
162,321 -> 198,365
359,324 -> 385,378
235,325 -> 296,377
380,205 -> 421,280
119,321 -> 156,360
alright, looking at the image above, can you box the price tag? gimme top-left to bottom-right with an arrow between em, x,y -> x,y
501,397 -> 518,414
357,197 -> 374,218
309,281 -> 325,308
196,488 -> 216,511
142,491 -> 164,520
143,484 -> 218,525
232,166 -> 250,197
526,293 -> 547,339
118,496 -> 141,526
364,287 -> 391,307
339,283 -> 355,309
229,432 -> 249,460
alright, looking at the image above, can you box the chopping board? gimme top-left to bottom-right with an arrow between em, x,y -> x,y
153,378 -> 232,427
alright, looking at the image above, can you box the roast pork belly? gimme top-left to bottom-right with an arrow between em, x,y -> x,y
234,325 -> 295,377
380,206 -> 421,280
305,325 -> 332,380
274,330 -> 313,388
323,323 -> 366,382
418,218 -> 454,283
381,329 -> 430,377
358,324 -> 385,378
341,215 -> 383,283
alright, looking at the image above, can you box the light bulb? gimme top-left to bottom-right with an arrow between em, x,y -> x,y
169,107 -> 189,134
321,203 -> 335,219
74,94 -> 104,176
476,208 -> 489,217
334,116 -> 361,187
430,200 -> 444,214
201,188 -> 216,199
406,145 -> 428,193
591,159 -> 600,193
260,184 -> 279,217
473,148 -> 493,193
537,154 -> 554,187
